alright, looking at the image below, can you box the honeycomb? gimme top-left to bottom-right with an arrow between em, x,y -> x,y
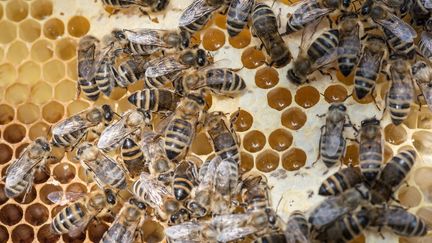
0,0 -> 431,242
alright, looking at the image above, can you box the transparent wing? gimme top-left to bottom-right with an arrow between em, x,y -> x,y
199,156 -> 221,187
67,216 -> 92,238
291,2 -> 332,27
145,56 -> 189,78
47,191 -> 86,206
217,226 -> 257,242
229,0 -> 254,22
123,29 -> 168,47
421,32 -> 432,57
179,0 -> 220,27
377,13 -> 416,42
312,47 -> 338,70
214,158 -> 238,196
298,19 -> 321,56
138,172 -> 170,207
210,213 -> 249,227
5,148 -> 43,186
97,111 -> 135,150
52,115 -> 88,135
165,221 -> 203,240
310,199 -> 348,227
325,134 -> 343,157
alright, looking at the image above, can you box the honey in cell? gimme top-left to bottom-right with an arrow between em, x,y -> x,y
267,87 -> 292,111
336,69 -> 354,85
190,132 -> 213,155
67,16 -> 90,37
214,13 -> 227,29
282,148 -> 306,171
43,18 -> 64,40
232,109 -> 253,132
241,47 -> 266,69
240,152 -> 254,173
256,150 -> 279,173
268,128 -> 293,152
342,144 -> 359,166
384,124 -> 407,145
294,86 -> 320,108
243,130 -> 266,153
202,28 -> 225,51
255,66 -> 279,89
228,28 -> 251,49
281,107 -> 306,130
324,84 -> 348,103
398,186 -> 422,208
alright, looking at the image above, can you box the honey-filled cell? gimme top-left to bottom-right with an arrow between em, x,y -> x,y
384,123 -> 407,145
42,101 -> 64,123
353,91 -> 375,105
43,18 -> 65,40
243,130 -> 266,153
15,142 -> 29,159
67,100 -> 89,116
67,15 -> 90,37
342,143 -> 359,166
29,121 -> 50,140
294,86 -> 320,108
19,19 -> 41,43
43,59 -> 65,83
255,149 -> 279,173
6,0 -> 28,22
0,204 -> 23,226
3,124 -> 26,144
31,39 -> 53,62
336,69 -> 354,86
241,47 -> 266,69
25,203 -> 49,226
13,186 -> 37,204
0,104 -> 15,125
323,84 -> 348,103
0,20 -> 17,44
240,152 -> 254,173
282,148 -> 307,171
213,13 -> 227,29
0,143 -> 13,164
383,144 -> 393,163
255,66 -> 279,89
141,220 -> 165,243
31,82 -> 52,105
268,128 -> 293,152
7,41 -> 29,65
17,103 -> 40,124
39,184 -> 63,205
53,163 -> 76,184
6,83 -> 30,105
18,60 -> 41,85
0,225 -> 8,243
190,132 -> 213,155
228,28 -> 251,49
412,131 -> 432,156
87,220 -> 109,242
202,28 -> 226,51
398,186 -> 422,208
11,224 -> 34,243
55,79 -> 76,102
281,107 -> 307,130
55,38 -> 77,60
267,87 -> 292,111
31,0 -> 53,19
66,182 -> 88,194
0,63 -> 17,87
37,224 -> 60,243
34,167 -> 50,185
232,109 -> 253,132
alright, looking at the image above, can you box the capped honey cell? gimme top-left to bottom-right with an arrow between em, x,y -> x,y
42,101 -> 64,123
18,60 -> 41,85
0,63 -> 17,87
12,224 -> 34,243
203,28 -> 225,51
232,109 -> 253,132
0,204 -> 23,226
398,186 -> 422,208
37,224 -> 60,243
6,0 -> 28,22
25,203 -> 49,226
241,47 -> 266,69
31,82 -> 52,105
55,38 -> 76,60
7,41 -> 29,65
4,124 -> 26,144
67,16 -> 90,37
31,0 -> 53,20
19,19 -> 41,43
31,39 -> 53,62
240,152 -> 254,173
0,104 -> 15,125
43,18 -> 65,40
295,86 -> 320,108
281,107 -> 307,130
269,128 -> 293,152
282,148 -> 306,171
17,103 -> 40,124
384,124 -> 407,145
0,20 -> 17,44
256,149 -> 279,173
191,132 -> 213,155
323,84 -> 348,103
267,87 -> 292,111
255,66 -> 279,89
243,130 -> 266,153
43,59 -> 65,83
228,28 -> 251,49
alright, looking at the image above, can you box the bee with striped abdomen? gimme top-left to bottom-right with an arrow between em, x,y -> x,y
412,61 -> 432,111
172,159 -> 198,201
283,210 -> 310,243
77,35 -> 101,101
110,55 -> 147,88
419,31 -> 432,61
212,157 -> 239,214
251,2 -> 291,67
226,0 -> 255,37
318,166 -> 363,196
121,137 -> 148,178
101,0 -> 169,12
141,131 -> 174,182
359,118 -> 383,183
127,88 -> 181,115
179,0 -> 226,35
337,12 -> 361,77
4,137 -> 51,199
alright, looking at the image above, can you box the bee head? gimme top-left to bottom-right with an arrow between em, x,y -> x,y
412,61 -> 427,76
164,199 -> 180,214
111,29 -> 126,40
329,103 -> 347,112
104,188 -> 117,205
101,104 -> 114,122
196,49 -> 210,67
361,117 -> 380,127
180,30 -> 190,49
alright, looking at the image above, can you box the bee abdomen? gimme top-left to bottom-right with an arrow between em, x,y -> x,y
380,150 -> 416,188
128,89 -> 158,111
384,29 -> 416,60
51,202 -> 86,234
289,210 -> 309,237
122,138 -> 147,178
308,29 -> 339,62
173,177 -> 193,201
94,59 -> 113,96
354,68 -> 378,99
180,13 -> 213,35
5,179 -> 29,198
227,1 -> 250,37
78,78 -> 100,101
319,167 -> 363,196
359,151 -> 382,182
320,134 -> 345,168
419,38 -> 432,59
165,119 -> 193,160
338,48 -> 358,77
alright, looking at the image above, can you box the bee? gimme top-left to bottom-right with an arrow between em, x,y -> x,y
101,198 -> 147,243
337,12 -> 361,77
318,166 -> 363,196
121,137 -> 148,178
4,137 -> 51,199
212,157 -> 239,214
176,68 -> 247,96
284,210 -> 310,243
179,0 -> 225,35
309,184 -> 370,229
50,189 -> 116,236
285,0 -> 350,35
76,142 -> 127,190
386,56 -> 414,125
51,105 -> 114,149
168,207 -> 191,225
226,0 -> 255,37
141,131 -> 174,182
77,35 -> 100,101
418,31 -> 432,61
97,109 -> 151,152
93,45 -> 117,97
412,61 -> 432,111
370,149 -> 416,204
164,93 -> 206,161
370,205 -> 428,237
354,31 -> 387,99
110,55 -> 147,88
127,88 -> 181,114
251,2 -> 291,67
359,118 -> 383,183
101,0 -> 169,12
144,49 -> 212,88
172,159 -> 198,201
409,0 -> 431,26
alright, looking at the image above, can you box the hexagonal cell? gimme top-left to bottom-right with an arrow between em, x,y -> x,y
256,149 -> 279,173
18,60 -> 41,85
240,152 -> 254,173
267,87 -> 292,111
190,132 -> 212,155
43,18 -> 64,40
6,83 -> 30,105
13,186 -> 37,205
412,131 -> 432,156
398,186 -> 422,208
202,28 -> 225,51
0,144 -> 13,164
17,103 -> 40,124
30,0 -> 53,20
7,41 -> 29,65
14,143 -> 28,159
29,121 -> 50,140
43,59 -> 65,83
142,219 -> 165,243
25,203 -> 49,226
87,220 -> 109,242
39,184 -> 62,205
6,0 -> 28,22
228,28 -> 251,49
11,224 -> 34,243
384,124 -> 407,145
269,128 -> 293,152
241,47 -> 266,69
34,168 -> 50,185
243,130 -> 266,153
417,111 -> 432,129
0,104 -> 15,125
67,100 -> 89,116
0,184 -> 8,205
67,58 -> 78,80
353,91 -> 375,105
232,109 -> 253,132
0,63 -> 17,87
37,224 -> 60,243
414,167 -> 432,202
282,148 -> 307,171
0,204 -> 23,226
416,207 -> 432,228
66,182 -> 88,194
19,19 -> 41,42
53,163 -> 76,184
0,225 -> 8,243
281,107 -> 307,130
30,82 -> 52,105
0,20 -> 17,44
42,101 -> 64,123
55,38 -> 76,60
55,79 -> 76,102
3,124 -> 26,144
31,39 -> 53,62
295,86 -> 320,108
255,67 -> 279,89
0,46 -> 4,61
62,231 -> 85,243
403,107 -> 418,129
68,15 -> 90,38
323,84 -> 348,103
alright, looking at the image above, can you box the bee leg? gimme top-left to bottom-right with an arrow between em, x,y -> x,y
138,8 -> 153,22
417,94 -> 424,111
370,87 -> 381,111
76,81 -> 82,100
319,69 -> 334,81
326,15 -> 334,29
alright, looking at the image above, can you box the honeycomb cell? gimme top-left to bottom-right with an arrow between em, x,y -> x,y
29,122 -> 50,140
243,130 -> 266,153
384,123 -> 407,145
55,38 -> 76,61
0,144 -> 13,165
66,182 -> 87,194
142,220 -> 165,243
54,79 -> 76,102
62,232 -> 85,243
342,144 -> 359,166
190,31 -> 202,47
6,83 -> 31,105
418,111 -> 432,129
31,39 -> 53,62
214,13 -> 226,29
0,47 -> 3,61
14,143 -> 28,158
109,86 -> 127,101
323,84 -> 348,103
34,168 -> 50,184
42,101 -> 64,123
0,225 -> 8,243
13,186 -> 37,204
416,207 -> 432,228
0,20 -> 17,44
17,103 -> 40,124
414,167 -> 432,202
228,28 -> 251,49
40,184 -> 63,205
67,15 -> 90,37
37,224 -> 60,243
43,59 -> 65,83
241,47 -> 266,69
11,224 -> 34,243
7,41 -> 29,65
256,150 -> 279,173
255,66 -> 279,89
350,234 -> 365,243
25,203 -> 49,226
19,19 -> 41,42
53,163 -> 76,184
295,86 -> 320,108
67,58 -> 78,79
0,204 -> 23,226
267,87 -> 292,111
6,0 -> 28,22
18,60 -> 41,85
384,145 -> 393,163
43,18 -> 64,40
240,152 -> 254,173
88,220 -> 109,242
282,148 -> 307,171
0,104 -> 15,125
281,107 -> 307,130
202,28 -> 225,51
190,132 -> 212,155
3,124 -> 26,144
398,186 -> 422,208
232,109 -> 253,132
31,0 -> 53,19
0,63 -> 17,87
0,184 -> 8,205
412,131 -> 432,156
31,82 -> 52,105
269,129 -> 293,152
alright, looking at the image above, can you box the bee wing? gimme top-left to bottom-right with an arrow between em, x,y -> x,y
198,155 -> 221,185
97,111 -> 134,150
421,32 -> 432,58
290,2 -> 332,27
139,172 -> 169,207
145,56 -> 189,78
5,148 -> 42,186
214,158 -> 238,196
424,0 -> 432,9
165,221 -> 203,240
312,47 -> 338,70
285,219 -> 309,243
217,226 -> 257,242
229,0 -> 254,22
104,212 -> 139,242
179,0 -> 219,27
210,213 -> 249,227
52,115 -> 89,135
310,199 -> 348,227
47,191 -> 86,205
123,28 -> 168,47
377,13 -> 416,42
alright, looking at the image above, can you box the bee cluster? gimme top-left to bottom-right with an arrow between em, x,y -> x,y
2,0 -> 432,242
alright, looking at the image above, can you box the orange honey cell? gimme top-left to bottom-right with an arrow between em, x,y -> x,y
190,132 -> 213,155
232,109 -> 253,132
66,182 -> 88,194
214,13 -> 227,29
240,152 -> 254,173
384,123 -> 407,145
282,148 -> 307,171
228,28 -> 251,49
31,0 -> 53,20
342,144 -> 359,166
241,47 -> 266,69
43,18 -> 65,40
255,66 -> 279,89
323,84 -> 348,103
267,87 -> 292,111
6,0 -> 28,22
202,28 -> 226,51
243,130 -> 266,153
269,128 -> 293,152
56,38 -> 77,60
281,107 -> 307,130
68,16 -> 90,37
295,86 -> 320,108
256,150 -> 279,173
383,145 -> 393,163
17,103 -> 40,124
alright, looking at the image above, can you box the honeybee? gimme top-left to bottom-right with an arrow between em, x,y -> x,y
121,137 -> 148,178
419,31 -> 432,61
370,149 -> 416,204
101,198 -> 147,243
173,159 -> 198,201
386,56 -> 414,125
164,93 -> 206,161
284,210 -> 310,243
179,0 -> 225,35
76,142 -> 127,190
226,0 -> 255,37
251,2 -> 291,67
97,109 -> 151,152
309,184 -> 370,229
168,207 -> 192,225
51,105 -> 114,149
359,118 -> 383,183
409,0 -> 431,26
412,61 -> 432,111
337,12 -> 360,77
101,0 -> 169,12
318,166 -> 363,196
354,31 -> 387,99
77,35 -> 101,101
370,205 -> 428,237
176,68 -> 247,96
93,45 -> 117,97
212,157 -> 239,214
140,131 -> 174,181
144,49 -> 212,88
4,137 -> 51,199
110,55 -> 147,88
127,88 -> 181,114
50,190 -> 116,236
